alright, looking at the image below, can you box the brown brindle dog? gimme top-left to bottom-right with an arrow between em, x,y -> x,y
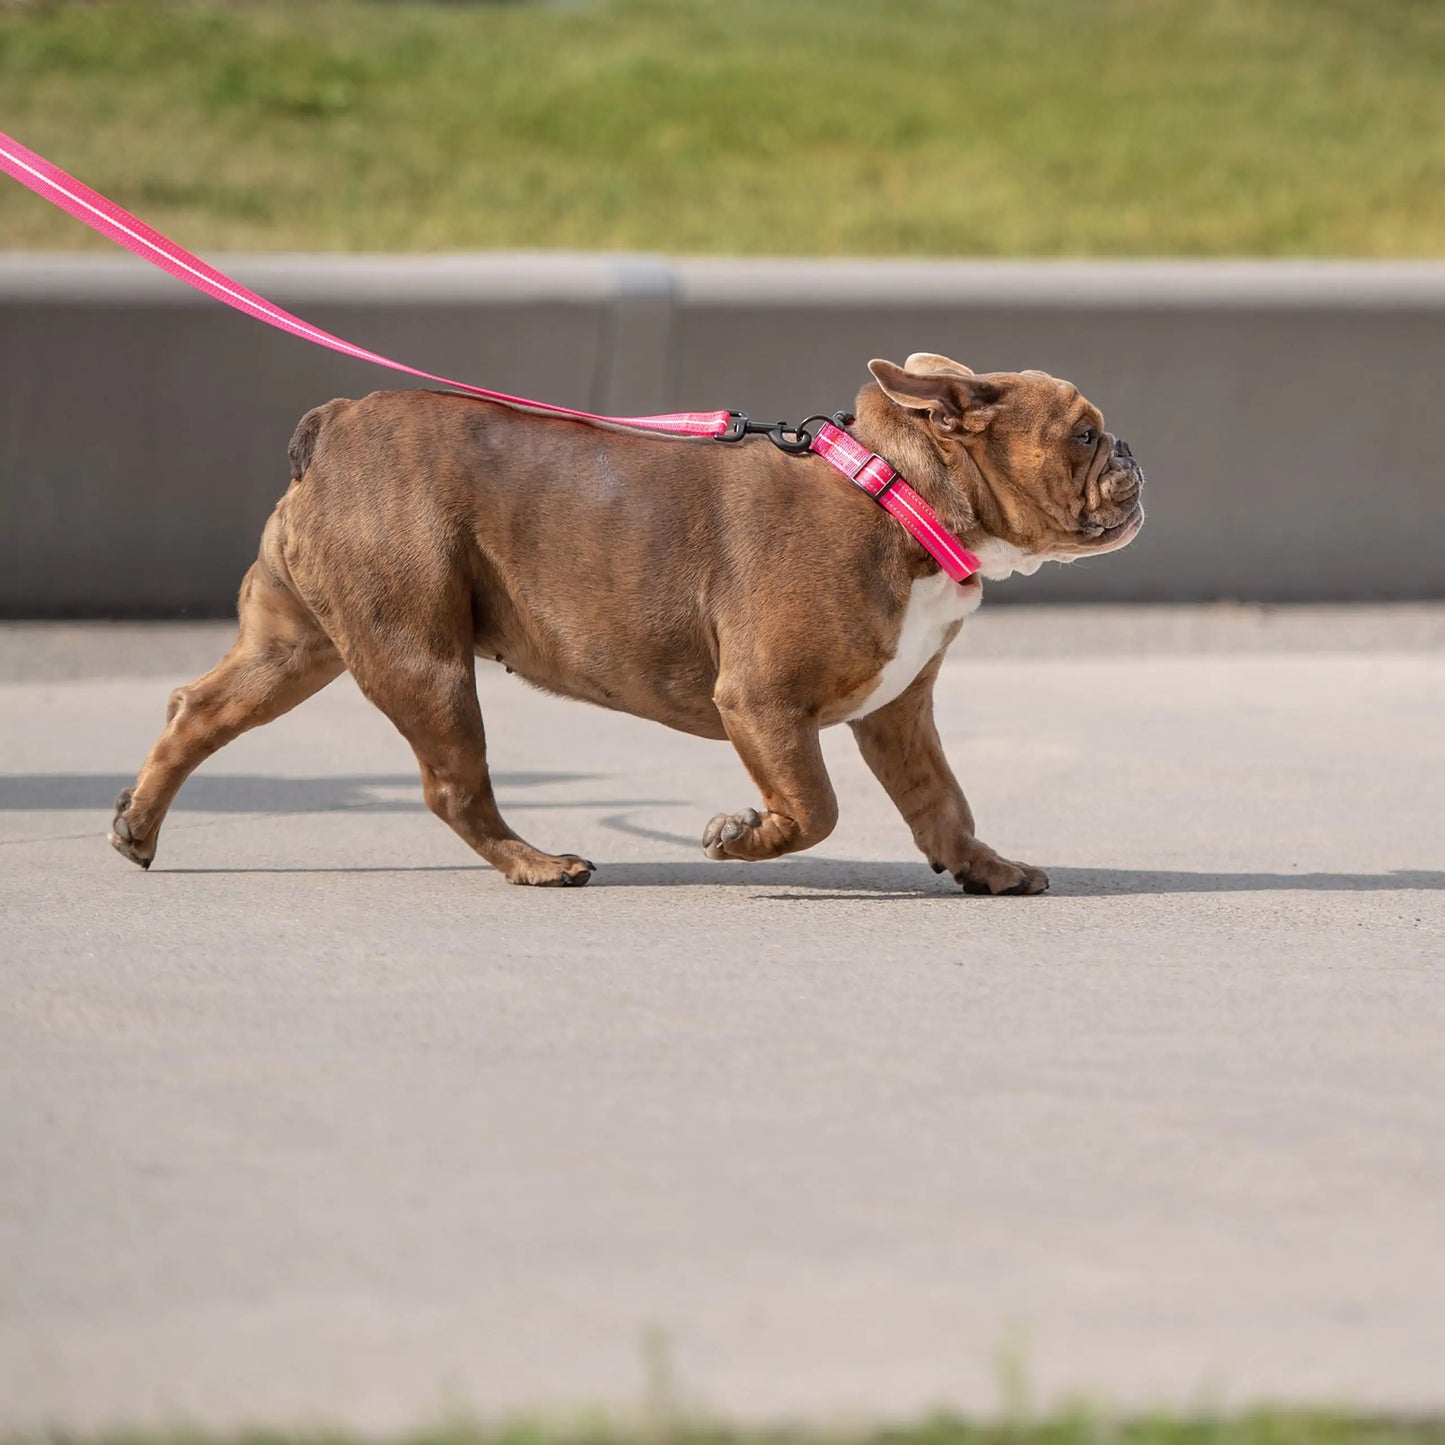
109,352 -> 1143,892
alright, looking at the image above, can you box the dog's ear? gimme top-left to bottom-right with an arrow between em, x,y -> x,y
868,358 -> 1001,435
903,352 -> 976,378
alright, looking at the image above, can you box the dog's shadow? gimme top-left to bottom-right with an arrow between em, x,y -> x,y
593,813 -> 1445,896
591,859 -> 1445,898
165,855 -> 1445,899
7,773 -> 1441,896
0,771 -> 589,814
157,859 -> 1445,895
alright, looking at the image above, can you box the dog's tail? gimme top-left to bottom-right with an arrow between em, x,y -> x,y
287,398 -> 350,483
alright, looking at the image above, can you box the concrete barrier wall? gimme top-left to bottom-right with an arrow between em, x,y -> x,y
2,254 -> 1443,615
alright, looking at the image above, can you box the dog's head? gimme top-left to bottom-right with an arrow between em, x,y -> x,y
862,353 -> 1145,579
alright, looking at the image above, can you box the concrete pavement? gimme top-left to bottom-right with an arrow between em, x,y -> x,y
2,607 -> 1443,1430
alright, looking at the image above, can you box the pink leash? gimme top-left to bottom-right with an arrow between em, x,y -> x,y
0,128 -> 979,582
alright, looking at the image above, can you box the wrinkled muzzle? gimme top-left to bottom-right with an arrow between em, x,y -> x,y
1086,437 -> 1145,547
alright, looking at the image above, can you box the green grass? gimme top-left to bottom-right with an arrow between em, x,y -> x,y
2,0 -> 1444,256
8,1416 -> 1445,1445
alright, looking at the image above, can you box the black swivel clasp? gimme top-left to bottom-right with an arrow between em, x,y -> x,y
716,409 -> 857,454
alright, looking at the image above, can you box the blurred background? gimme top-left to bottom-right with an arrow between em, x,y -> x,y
4,0 -> 1443,258
2,0 -> 1444,613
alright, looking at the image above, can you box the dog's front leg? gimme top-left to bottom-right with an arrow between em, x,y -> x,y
703,689 -> 838,862
849,657 -> 1048,895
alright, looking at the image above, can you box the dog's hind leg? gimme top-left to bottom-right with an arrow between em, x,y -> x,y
109,559 -> 344,869
347,651 -> 595,888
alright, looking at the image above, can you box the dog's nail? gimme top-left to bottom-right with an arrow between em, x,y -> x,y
139,856 -> 151,871
112,814 -> 133,842
114,787 -> 133,812
740,808 -> 761,827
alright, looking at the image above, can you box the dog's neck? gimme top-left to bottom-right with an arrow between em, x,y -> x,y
850,386 -> 985,538
849,386 -> 1048,583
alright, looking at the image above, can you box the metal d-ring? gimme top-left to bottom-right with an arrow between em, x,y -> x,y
765,423 -> 815,454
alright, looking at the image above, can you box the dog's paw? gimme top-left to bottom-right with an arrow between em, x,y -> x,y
109,787 -> 156,870
953,853 -> 1049,896
701,808 -> 763,860
505,853 -> 596,888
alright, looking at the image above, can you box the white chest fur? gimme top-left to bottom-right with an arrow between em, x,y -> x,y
836,572 -> 983,723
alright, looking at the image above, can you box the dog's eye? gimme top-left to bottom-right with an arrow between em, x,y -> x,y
1074,428 -> 1097,447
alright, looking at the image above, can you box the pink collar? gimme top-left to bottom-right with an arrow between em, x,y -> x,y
807,421 -> 980,583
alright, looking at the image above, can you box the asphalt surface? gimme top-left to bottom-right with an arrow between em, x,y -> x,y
2,607 -> 1443,1431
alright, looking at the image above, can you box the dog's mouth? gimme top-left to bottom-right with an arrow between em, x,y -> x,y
1064,500 -> 1144,560
1096,506 -> 1144,547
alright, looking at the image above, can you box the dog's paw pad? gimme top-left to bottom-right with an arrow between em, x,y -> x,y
702,808 -> 765,860
109,788 -> 155,870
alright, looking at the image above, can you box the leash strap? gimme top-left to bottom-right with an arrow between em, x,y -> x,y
0,129 -> 728,437
0,127 -> 978,581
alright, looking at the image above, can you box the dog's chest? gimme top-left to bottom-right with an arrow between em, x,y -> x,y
835,572 -> 982,723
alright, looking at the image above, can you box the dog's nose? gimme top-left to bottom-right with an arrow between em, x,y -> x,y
1114,437 -> 1133,460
